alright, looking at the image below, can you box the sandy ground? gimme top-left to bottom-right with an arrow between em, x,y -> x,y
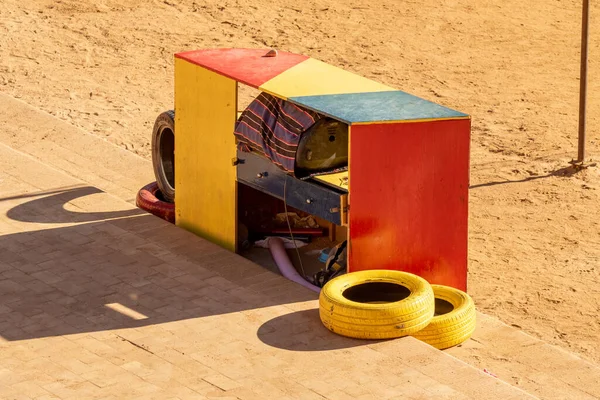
1,0 -> 600,363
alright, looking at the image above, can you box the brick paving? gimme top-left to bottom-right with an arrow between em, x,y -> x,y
0,143 -> 535,399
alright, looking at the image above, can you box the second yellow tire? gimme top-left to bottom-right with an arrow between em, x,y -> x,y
411,284 -> 476,349
319,270 -> 435,339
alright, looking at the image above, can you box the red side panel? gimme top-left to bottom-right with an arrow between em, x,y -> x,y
175,48 -> 308,88
348,119 -> 471,291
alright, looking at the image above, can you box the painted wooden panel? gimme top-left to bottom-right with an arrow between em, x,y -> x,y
348,119 -> 471,291
175,48 -> 308,88
259,58 -> 394,99
313,171 -> 349,191
290,91 -> 469,125
174,58 -> 237,251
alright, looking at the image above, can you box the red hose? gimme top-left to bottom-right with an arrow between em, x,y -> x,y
136,182 -> 175,224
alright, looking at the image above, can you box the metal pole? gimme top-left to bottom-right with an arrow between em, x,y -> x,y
577,0 -> 590,163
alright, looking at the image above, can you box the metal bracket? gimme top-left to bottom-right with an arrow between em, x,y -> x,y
330,195 -> 349,226
568,159 -> 596,171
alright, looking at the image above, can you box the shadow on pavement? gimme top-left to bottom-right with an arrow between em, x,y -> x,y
257,309 -> 379,351
5,186 -> 143,223
0,188 -> 329,345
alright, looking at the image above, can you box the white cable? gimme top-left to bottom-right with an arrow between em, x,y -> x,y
283,176 -> 307,278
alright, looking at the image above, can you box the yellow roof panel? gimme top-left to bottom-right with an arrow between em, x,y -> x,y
259,58 -> 394,99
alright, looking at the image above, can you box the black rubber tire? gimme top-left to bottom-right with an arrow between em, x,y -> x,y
152,110 -> 175,203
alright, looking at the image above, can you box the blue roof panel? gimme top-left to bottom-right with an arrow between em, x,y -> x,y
289,91 -> 469,124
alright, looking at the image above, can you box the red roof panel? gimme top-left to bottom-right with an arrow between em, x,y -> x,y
175,48 -> 309,88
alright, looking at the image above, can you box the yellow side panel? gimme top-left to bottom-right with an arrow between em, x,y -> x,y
313,171 -> 349,191
175,58 -> 237,251
259,58 -> 394,99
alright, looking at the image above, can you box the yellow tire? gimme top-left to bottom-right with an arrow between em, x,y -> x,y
319,270 -> 434,339
411,284 -> 476,349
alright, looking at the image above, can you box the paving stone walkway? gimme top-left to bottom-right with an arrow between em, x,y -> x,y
0,141 -> 535,400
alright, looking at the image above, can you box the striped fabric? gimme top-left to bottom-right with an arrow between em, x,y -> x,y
234,92 -> 321,173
